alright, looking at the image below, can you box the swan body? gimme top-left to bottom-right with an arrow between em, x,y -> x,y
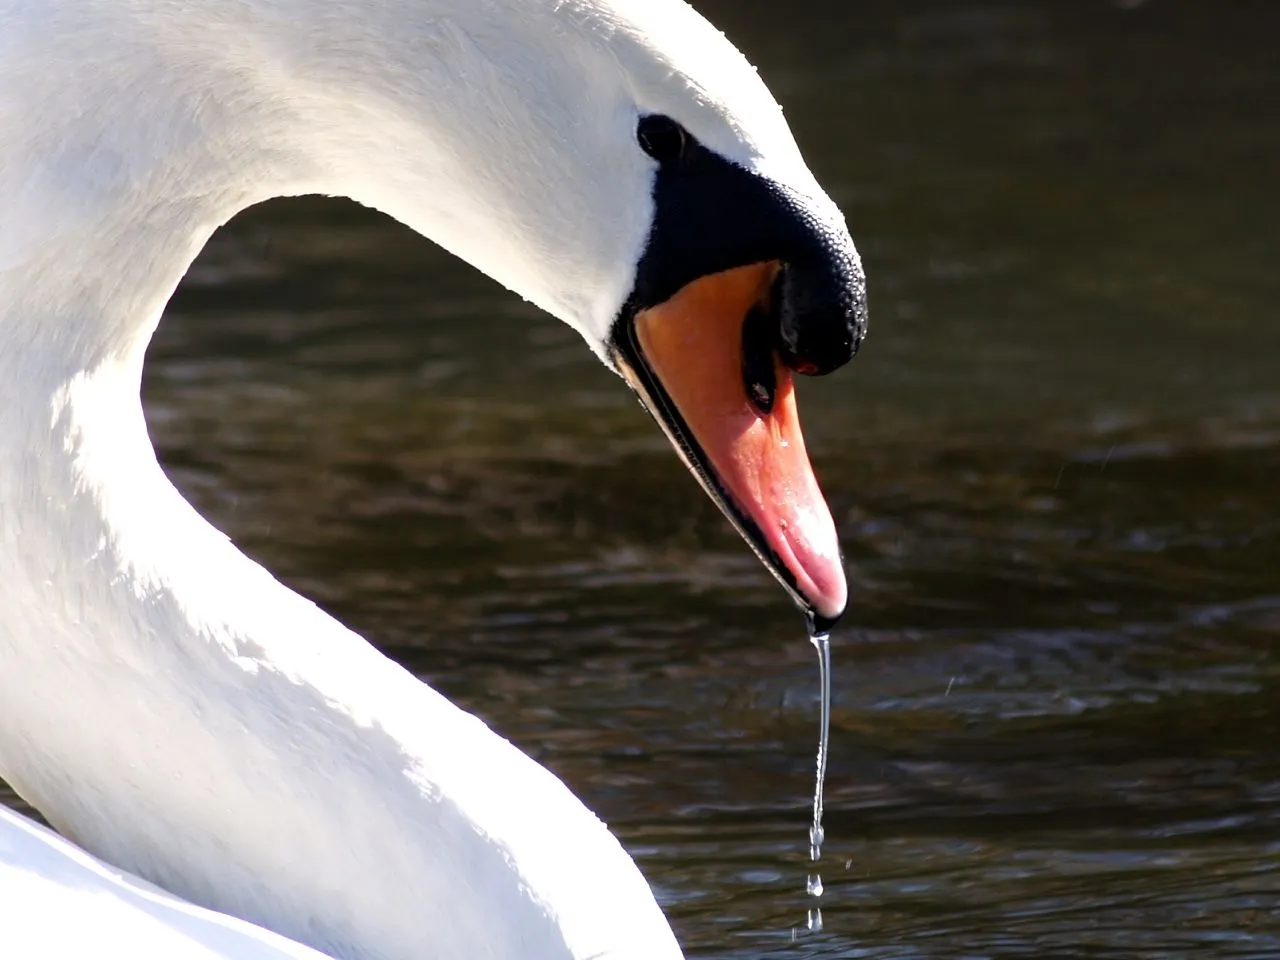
0,0 -> 865,957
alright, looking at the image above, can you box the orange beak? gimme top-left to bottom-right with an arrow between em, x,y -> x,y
616,262 -> 847,628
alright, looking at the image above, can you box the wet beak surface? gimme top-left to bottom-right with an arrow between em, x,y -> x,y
618,262 -> 847,626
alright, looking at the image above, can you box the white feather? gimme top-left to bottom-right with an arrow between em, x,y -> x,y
0,804 -> 330,959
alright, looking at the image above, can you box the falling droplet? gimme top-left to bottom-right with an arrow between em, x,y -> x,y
806,631 -> 832,913
809,632 -> 831,863
809,822 -> 824,853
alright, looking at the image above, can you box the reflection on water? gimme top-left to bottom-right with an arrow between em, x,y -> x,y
5,0 -> 1279,956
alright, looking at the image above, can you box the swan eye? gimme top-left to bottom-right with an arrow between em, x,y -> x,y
636,115 -> 687,165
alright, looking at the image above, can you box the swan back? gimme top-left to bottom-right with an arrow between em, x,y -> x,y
0,804 -> 332,959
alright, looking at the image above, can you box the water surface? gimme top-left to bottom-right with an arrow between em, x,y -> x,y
5,0 -> 1279,955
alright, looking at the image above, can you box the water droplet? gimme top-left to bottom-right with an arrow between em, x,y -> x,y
808,823 -> 825,850
799,629 -> 833,930
808,631 -> 831,861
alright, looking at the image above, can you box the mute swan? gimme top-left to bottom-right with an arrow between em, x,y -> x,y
0,0 -> 866,957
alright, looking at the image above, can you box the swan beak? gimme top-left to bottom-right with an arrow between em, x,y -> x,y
616,262 -> 847,630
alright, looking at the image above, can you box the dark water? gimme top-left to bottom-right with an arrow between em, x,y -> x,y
6,0 -> 1279,955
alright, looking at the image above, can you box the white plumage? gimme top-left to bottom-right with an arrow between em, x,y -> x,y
0,1 -> 838,957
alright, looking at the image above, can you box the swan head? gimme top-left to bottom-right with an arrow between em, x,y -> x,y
317,0 -> 867,629
229,0 -> 866,628
569,3 -> 866,630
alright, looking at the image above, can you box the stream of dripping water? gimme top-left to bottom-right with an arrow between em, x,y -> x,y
806,630 -> 831,933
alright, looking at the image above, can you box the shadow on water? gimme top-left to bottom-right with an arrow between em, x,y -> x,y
4,0 -> 1279,956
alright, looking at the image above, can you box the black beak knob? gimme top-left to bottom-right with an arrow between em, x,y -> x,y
775,258 -> 868,377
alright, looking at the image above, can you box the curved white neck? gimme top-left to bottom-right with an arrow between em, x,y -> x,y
0,0 -> 672,367
0,3 -> 681,958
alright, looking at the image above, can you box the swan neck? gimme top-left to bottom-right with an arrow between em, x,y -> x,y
0,4 -> 685,956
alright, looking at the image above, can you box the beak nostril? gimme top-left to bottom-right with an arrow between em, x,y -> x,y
741,298 -> 777,415
749,381 -> 772,410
